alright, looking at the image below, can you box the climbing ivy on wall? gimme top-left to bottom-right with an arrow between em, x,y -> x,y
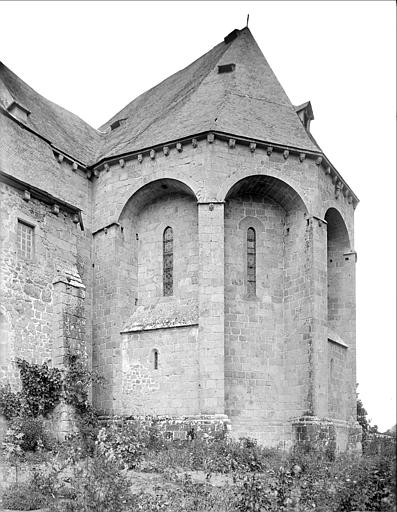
0,352 -> 101,420
16,358 -> 63,417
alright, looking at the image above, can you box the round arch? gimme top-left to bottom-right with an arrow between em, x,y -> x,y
324,207 -> 351,250
118,178 -> 199,223
222,174 -> 309,214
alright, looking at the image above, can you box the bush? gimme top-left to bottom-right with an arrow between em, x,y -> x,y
140,433 -> 284,474
95,418 -> 164,469
6,416 -> 52,452
2,481 -> 48,510
0,384 -> 23,420
132,475 -> 235,512
31,432 -> 134,512
16,359 -> 62,418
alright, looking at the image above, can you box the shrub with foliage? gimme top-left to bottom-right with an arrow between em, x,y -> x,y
0,383 -> 22,419
28,429 -> 134,512
94,417 -> 164,469
16,358 -> 63,417
1,481 -> 49,510
141,432 -> 284,474
6,416 -> 52,452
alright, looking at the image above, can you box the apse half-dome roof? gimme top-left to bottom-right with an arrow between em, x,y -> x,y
98,27 -> 319,160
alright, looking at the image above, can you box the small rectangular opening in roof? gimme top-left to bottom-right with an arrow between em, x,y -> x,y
110,118 -> 127,131
218,63 -> 236,74
224,29 -> 239,44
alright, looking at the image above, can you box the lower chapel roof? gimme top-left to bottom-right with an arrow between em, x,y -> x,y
0,27 -> 358,203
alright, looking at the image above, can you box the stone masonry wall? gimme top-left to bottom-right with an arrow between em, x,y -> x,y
0,182 -> 91,386
224,191 -> 312,445
135,193 -> 198,305
93,190 -> 200,415
119,326 -> 199,416
328,340 -> 349,420
325,207 -> 356,422
224,195 -> 285,442
282,211 -> 313,419
89,140 -> 358,449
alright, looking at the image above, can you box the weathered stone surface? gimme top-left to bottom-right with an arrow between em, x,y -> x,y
1,27 -> 359,452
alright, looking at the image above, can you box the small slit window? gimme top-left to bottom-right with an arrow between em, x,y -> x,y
163,227 -> 173,296
247,227 -> 256,297
153,349 -> 159,370
17,220 -> 34,260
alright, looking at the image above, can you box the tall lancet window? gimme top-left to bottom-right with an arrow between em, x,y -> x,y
247,227 -> 256,297
163,226 -> 173,296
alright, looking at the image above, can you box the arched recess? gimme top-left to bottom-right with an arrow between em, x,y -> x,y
325,207 -> 355,420
325,207 -> 352,338
118,178 -> 199,312
114,179 -> 200,416
223,175 -> 309,429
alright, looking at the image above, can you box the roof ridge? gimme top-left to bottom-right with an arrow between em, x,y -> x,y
101,41 -> 232,158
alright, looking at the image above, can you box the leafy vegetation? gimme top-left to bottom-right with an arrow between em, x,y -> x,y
1,417 -> 394,512
1,481 -> 48,511
1,375 -> 395,511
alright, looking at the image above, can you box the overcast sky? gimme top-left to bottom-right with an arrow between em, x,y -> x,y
1,1 -> 395,431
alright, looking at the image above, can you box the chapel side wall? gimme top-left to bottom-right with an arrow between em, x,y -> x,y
1,117 -> 94,382
0,183 -> 92,385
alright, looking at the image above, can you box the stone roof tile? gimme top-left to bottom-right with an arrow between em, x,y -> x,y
0,62 -> 101,165
98,27 -> 319,160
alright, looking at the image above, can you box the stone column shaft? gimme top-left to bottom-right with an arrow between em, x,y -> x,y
309,217 -> 328,418
198,202 -> 225,414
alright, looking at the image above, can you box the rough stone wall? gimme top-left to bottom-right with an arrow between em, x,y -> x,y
120,326 -> 199,415
0,182 -> 91,386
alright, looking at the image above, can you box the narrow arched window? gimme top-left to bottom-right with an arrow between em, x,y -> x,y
247,227 -> 256,297
153,349 -> 159,370
163,227 -> 173,296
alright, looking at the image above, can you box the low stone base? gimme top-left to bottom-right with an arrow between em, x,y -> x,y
43,402 -> 79,442
99,414 -> 231,441
292,416 -> 362,456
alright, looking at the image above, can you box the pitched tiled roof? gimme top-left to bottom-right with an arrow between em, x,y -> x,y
1,27 -> 319,168
0,110 -> 89,210
97,27 -> 319,160
0,62 -> 101,165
